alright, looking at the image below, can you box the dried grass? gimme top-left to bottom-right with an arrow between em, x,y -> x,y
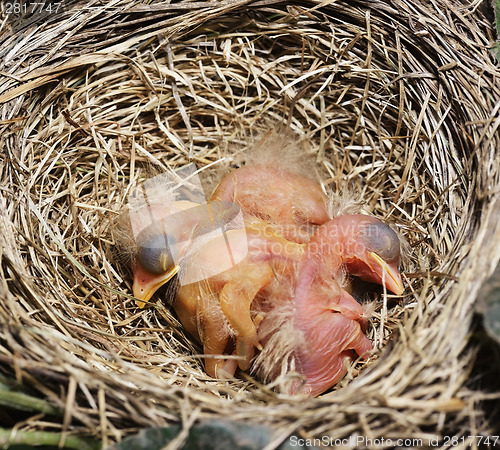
0,0 -> 499,447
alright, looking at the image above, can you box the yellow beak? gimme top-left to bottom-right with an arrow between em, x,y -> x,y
132,263 -> 180,308
368,252 -> 404,295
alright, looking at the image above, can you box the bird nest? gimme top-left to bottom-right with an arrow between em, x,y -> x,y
0,0 -> 499,447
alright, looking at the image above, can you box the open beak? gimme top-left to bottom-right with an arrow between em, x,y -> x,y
367,252 -> 404,295
132,263 -> 179,308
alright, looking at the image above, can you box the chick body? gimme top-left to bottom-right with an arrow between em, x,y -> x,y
253,215 -> 403,396
176,220 -> 305,377
127,160 -> 404,396
211,164 -> 329,243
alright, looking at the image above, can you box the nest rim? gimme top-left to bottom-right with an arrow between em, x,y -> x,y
0,0 -> 499,447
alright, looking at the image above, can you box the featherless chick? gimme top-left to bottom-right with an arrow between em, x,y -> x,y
121,132 -> 404,396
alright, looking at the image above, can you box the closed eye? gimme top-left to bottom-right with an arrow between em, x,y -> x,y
136,227 -> 174,274
361,222 -> 400,263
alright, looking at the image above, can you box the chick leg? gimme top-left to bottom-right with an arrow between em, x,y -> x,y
175,284 -> 231,377
200,304 -> 235,378
219,262 -> 274,371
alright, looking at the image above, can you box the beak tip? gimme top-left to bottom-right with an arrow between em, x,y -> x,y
135,299 -> 148,308
393,284 -> 405,296
133,285 -> 150,308
388,273 -> 404,296
385,271 -> 404,296
367,252 -> 404,295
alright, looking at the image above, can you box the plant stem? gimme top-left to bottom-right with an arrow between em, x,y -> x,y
0,428 -> 101,450
0,389 -> 63,417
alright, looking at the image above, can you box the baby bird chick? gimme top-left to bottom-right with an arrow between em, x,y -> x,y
130,163 -> 330,377
211,164 -> 329,243
124,131 -> 404,396
253,214 -> 403,396
131,200 -> 241,307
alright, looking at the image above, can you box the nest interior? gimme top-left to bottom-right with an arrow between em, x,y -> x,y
0,0 -> 499,446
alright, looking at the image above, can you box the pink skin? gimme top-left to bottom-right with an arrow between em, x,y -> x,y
302,215 -> 404,296
131,185 -> 404,395
211,164 -> 329,243
129,199 -> 306,378
175,221 -> 305,378
174,214 -> 402,393
287,215 -> 403,396
289,248 -> 372,396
